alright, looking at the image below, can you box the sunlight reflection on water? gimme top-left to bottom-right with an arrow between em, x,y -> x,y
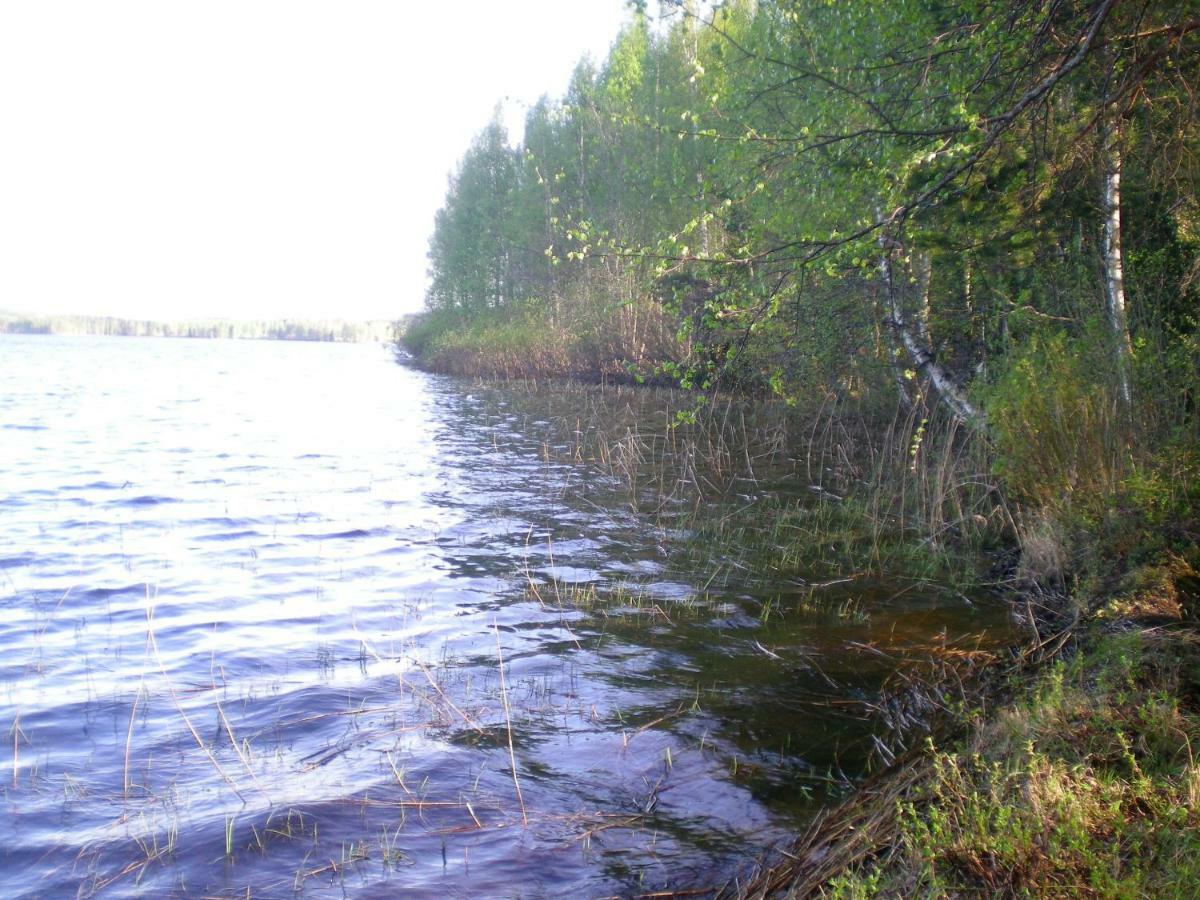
0,334 -> 1013,897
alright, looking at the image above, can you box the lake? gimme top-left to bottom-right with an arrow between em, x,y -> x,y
0,335 -> 1013,897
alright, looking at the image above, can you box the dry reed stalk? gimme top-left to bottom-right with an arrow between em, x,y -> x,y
412,658 -> 487,735
731,755 -> 931,899
122,682 -> 142,799
627,704 -> 686,746
493,620 -> 528,827
215,699 -> 270,799
10,709 -> 22,789
144,598 -> 247,803
91,853 -> 164,893
523,528 -> 584,650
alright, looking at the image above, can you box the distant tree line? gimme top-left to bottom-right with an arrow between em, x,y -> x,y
0,315 -> 396,343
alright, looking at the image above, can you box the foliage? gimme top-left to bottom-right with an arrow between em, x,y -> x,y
406,0 -> 1200,589
986,330 -> 1127,507
408,0 -> 1198,414
815,628 -> 1200,898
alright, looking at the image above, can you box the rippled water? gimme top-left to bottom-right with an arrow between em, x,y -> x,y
0,335 -> 1013,897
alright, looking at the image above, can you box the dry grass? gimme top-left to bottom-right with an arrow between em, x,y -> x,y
729,618 -> 1200,898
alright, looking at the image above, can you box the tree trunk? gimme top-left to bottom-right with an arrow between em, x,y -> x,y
914,250 -> 933,348
879,231 -> 986,428
685,0 -> 709,258
877,247 -> 914,409
1101,121 -> 1134,406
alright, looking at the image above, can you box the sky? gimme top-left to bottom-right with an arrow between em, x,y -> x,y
0,1 -> 635,322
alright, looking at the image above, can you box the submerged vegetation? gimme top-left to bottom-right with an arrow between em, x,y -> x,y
401,0 -> 1200,893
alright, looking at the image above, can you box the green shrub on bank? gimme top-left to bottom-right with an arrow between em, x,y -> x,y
984,326 -> 1200,598
817,628 -> 1200,898
985,330 -> 1126,509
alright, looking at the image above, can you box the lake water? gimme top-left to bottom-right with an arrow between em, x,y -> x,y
0,335 -> 1013,897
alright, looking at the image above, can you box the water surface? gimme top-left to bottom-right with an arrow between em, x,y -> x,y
0,335 -> 1012,897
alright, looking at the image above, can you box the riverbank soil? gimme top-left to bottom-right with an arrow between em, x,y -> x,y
735,560 -> 1200,897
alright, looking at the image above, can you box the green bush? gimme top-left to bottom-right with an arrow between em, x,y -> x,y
985,329 -> 1127,508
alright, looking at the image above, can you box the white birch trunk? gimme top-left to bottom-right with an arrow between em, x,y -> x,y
914,250 -> 933,348
878,248 -> 914,408
685,0 -> 709,258
879,232 -> 986,428
1101,122 -> 1134,406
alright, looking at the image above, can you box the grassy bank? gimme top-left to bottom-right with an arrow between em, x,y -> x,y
401,0 -> 1200,891
711,375 -> 1200,896
733,560 -> 1200,898
401,295 -> 687,384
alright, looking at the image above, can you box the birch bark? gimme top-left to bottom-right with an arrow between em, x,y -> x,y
1101,121 -> 1135,406
879,231 -> 986,428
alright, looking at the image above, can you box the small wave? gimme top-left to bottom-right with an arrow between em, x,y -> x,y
298,528 -> 376,540
193,529 -> 261,543
79,584 -> 146,601
113,495 -> 180,507
60,480 -> 128,491
1,423 -> 47,431
368,544 -> 415,558
58,518 -> 103,530
0,553 -> 36,570
191,515 -> 258,528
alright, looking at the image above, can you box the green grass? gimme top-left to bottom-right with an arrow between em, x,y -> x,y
743,619 -> 1200,899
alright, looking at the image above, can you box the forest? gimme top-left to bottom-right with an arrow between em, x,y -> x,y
402,0 -> 1200,893
407,0 -> 1197,416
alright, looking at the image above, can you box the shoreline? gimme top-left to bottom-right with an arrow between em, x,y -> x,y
731,590 -> 1198,897
395,358 -> 1200,898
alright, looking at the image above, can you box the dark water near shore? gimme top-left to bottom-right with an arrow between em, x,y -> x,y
0,335 -> 1014,897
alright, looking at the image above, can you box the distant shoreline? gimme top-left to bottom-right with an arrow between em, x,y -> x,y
0,314 -> 396,344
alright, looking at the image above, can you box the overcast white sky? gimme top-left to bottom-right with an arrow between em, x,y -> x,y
0,2 -> 634,322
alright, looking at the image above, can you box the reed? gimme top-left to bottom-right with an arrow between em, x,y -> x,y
50,378 -> 1033,897
493,620 -> 528,828
491,377 -> 1009,596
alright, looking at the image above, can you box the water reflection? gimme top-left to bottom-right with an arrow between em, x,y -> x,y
0,335 -> 1012,897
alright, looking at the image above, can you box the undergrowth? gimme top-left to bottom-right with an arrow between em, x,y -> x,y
404,314 -> 1200,900
735,615 -> 1200,899
402,294 -> 682,383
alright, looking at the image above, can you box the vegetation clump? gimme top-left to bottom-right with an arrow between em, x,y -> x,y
737,619 -> 1200,898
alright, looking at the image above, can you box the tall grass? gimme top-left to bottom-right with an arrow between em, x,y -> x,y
984,328 -> 1200,602
403,289 -> 683,383
489,377 -> 1010,593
